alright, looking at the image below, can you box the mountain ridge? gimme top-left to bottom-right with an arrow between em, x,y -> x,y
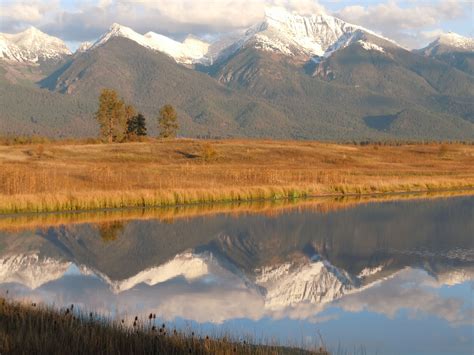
0,10 -> 473,140
417,32 -> 474,76
0,26 -> 71,64
81,7 -> 403,66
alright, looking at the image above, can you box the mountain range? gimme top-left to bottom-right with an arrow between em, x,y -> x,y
1,7 -> 473,140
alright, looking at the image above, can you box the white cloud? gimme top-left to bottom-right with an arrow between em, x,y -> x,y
1,0 -> 327,40
336,0 -> 472,48
0,0 -> 59,31
420,28 -> 448,43
335,268 -> 474,326
0,0 -> 471,48
130,0 -> 325,27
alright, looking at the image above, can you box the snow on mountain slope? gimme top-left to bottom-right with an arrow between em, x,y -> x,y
1,249 -> 472,319
80,251 -> 253,294
217,7 -> 398,63
255,257 -> 357,309
87,8 -> 398,66
0,27 -> 71,63
0,254 -> 71,289
421,32 -> 474,56
436,268 -> 474,286
357,40 -> 385,53
76,41 -> 93,53
92,23 -> 209,65
437,32 -> 474,50
358,265 -> 384,278
106,252 -> 214,293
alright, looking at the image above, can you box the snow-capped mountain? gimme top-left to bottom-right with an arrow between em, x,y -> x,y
0,254 -> 71,289
255,257 -> 357,309
229,7 -> 396,62
92,23 -> 210,65
1,248 -> 473,321
0,26 -> 71,64
83,7 -> 397,66
420,32 -> 474,56
0,250 -> 370,309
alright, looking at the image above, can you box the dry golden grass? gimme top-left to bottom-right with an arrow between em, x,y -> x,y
0,191 -> 471,232
0,139 -> 473,213
0,297 -> 324,355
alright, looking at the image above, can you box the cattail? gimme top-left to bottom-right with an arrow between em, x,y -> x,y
70,304 -> 74,310
89,312 -> 93,318
148,313 -> 152,320
152,326 -> 156,331
153,314 -> 156,319
121,319 -> 124,324
133,321 -> 137,327
135,316 -> 138,321
162,323 -> 165,328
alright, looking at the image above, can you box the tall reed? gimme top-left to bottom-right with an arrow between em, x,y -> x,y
0,297 -> 326,354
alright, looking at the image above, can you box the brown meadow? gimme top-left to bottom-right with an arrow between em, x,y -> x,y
0,139 -> 473,213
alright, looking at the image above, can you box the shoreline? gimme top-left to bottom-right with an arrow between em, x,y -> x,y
0,186 -> 473,216
0,189 -> 472,233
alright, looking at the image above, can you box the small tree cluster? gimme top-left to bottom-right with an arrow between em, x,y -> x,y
95,89 -> 147,143
95,89 -> 180,142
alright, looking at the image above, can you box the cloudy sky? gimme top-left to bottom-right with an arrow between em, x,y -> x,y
0,0 -> 473,50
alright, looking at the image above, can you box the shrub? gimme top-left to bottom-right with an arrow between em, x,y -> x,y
201,142 -> 217,162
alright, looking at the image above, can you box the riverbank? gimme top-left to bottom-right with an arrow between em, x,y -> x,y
0,139 -> 473,213
0,191 -> 471,232
0,297 -> 323,354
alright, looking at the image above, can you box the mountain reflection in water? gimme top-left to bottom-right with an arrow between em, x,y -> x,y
0,194 -> 473,354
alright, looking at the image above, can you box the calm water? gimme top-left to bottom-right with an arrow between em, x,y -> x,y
0,196 -> 473,354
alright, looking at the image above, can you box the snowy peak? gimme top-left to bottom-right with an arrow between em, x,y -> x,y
236,6 -> 397,61
421,32 -> 474,55
0,254 -> 71,289
92,23 -> 210,65
86,9 -> 398,66
76,41 -> 93,53
0,26 -> 71,63
94,23 -> 148,49
437,32 -> 474,50
255,257 -> 357,309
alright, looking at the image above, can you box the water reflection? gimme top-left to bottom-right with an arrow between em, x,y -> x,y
0,194 -> 473,354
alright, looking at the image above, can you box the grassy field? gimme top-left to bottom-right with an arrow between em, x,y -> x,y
0,139 -> 473,213
0,297 -> 324,354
